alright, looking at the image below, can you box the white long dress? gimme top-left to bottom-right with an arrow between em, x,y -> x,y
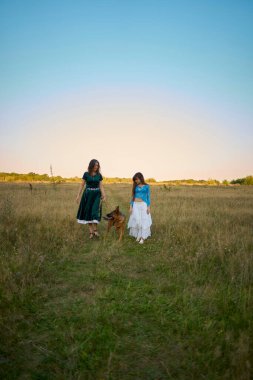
127,201 -> 152,240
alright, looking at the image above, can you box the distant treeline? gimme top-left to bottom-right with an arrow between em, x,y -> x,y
163,176 -> 253,186
0,172 -> 253,185
0,172 -> 79,183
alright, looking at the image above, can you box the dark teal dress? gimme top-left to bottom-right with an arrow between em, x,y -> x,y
77,172 -> 103,224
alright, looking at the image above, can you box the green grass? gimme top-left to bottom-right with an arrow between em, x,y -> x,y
0,183 -> 252,379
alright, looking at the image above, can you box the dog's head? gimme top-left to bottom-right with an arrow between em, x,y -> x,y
103,206 -> 125,221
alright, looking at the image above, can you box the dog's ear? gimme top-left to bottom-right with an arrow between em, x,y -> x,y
115,206 -> 119,214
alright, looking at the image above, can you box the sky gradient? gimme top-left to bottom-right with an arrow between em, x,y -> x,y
1,0 -> 252,181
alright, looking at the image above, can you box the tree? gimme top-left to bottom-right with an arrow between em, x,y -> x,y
244,176 -> 253,185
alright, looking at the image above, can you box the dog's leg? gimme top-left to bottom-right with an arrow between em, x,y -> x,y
118,225 -> 124,242
107,221 -> 113,233
116,228 -> 121,242
106,220 -> 113,238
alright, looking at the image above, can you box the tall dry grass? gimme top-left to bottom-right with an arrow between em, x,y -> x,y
0,182 -> 252,379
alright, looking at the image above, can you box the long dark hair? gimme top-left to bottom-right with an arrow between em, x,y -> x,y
132,172 -> 147,202
88,159 -> 101,175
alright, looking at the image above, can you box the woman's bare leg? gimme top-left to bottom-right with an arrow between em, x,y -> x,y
88,223 -> 94,238
93,223 -> 99,236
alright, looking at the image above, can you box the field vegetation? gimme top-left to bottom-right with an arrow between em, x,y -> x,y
0,183 -> 252,379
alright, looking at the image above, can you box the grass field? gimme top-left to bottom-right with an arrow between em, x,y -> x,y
0,183 -> 252,380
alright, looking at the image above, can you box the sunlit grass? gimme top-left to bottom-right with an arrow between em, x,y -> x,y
0,183 -> 252,379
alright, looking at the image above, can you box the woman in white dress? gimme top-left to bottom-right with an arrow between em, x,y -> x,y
127,172 -> 152,244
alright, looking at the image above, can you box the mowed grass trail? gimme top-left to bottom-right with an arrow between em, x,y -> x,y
0,183 -> 252,380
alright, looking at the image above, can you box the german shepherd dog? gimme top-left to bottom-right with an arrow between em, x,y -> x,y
103,206 -> 126,241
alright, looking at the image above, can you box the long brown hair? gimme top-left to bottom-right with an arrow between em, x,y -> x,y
88,159 -> 101,175
132,172 -> 147,202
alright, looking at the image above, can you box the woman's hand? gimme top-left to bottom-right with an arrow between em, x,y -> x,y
76,181 -> 85,204
129,206 -> 133,214
147,206 -> 151,214
101,194 -> 106,202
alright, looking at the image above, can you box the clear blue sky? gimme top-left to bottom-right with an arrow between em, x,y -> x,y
1,0 -> 252,180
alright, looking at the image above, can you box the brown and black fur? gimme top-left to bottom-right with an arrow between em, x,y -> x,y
103,206 -> 126,241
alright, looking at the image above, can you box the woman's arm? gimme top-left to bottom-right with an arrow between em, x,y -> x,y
147,185 -> 151,214
129,188 -> 134,213
99,181 -> 106,201
76,179 -> 85,203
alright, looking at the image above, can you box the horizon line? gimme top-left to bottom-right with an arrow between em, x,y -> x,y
1,171 -> 252,183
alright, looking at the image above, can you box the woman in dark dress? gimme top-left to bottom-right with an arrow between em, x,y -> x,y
76,159 -> 106,239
